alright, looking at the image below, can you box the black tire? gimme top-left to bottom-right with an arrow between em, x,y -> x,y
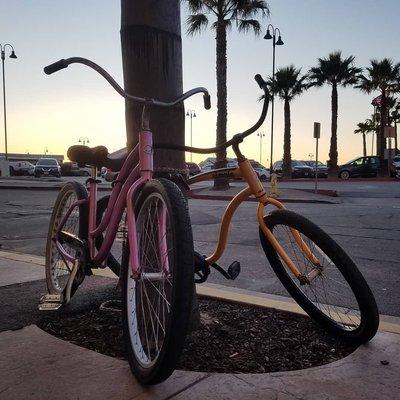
96,195 -> 123,277
45,182 -> 88,296
259,209 -> 379,344
122,178 -> 194,385
340,170 -> 350,180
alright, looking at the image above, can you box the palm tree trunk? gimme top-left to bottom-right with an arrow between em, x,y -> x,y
378,91 -> 387,175
212,20 -> 229,190
120,0 -> 200,331
362,132 -> 367,157
282,98 -> 292,178
328,81 -> 338,176
120,0 -> 185,172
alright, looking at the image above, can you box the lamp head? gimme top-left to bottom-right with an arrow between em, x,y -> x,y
276,36 -> 284,46
193,112 -> 196,117
264,29 -> 272,40
9,50 -> 17,59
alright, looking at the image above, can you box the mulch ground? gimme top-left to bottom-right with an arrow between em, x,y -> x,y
37,296 -> 356,374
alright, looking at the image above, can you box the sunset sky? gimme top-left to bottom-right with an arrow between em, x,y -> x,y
1,0 -> 399,165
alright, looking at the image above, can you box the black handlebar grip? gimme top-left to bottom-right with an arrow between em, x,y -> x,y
203,93 -> 211,110
44,59 -> 69,75
254,74 -> 267,89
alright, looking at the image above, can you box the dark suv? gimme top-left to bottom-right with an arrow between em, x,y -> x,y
338,156 -> 380,179
34,158 -> 61,178
273,160 -> 313,178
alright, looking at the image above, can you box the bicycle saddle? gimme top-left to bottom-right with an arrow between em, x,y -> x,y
67,145 -> 128,171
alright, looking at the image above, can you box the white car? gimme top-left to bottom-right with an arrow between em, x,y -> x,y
250,160 -> 270,181
9,161 -> 35,176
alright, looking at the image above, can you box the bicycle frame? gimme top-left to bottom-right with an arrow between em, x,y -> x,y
54,130 -> 162,278
187,158 -> 321,282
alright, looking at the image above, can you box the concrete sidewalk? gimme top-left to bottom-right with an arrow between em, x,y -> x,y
0,251 -> 399,399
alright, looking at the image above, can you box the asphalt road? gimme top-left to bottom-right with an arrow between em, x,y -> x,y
0,181 -> 399,317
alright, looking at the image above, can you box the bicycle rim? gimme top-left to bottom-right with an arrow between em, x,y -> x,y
48,189 -> 80,292
269,222 -> 363,331
126,192 -> 174,368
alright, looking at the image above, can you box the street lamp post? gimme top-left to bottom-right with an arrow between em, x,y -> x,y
1,44 -> 17,160
186,109 -> 196,162
257,132 -> 265,164
264,25 -> 284,172
78,136 -> 90,146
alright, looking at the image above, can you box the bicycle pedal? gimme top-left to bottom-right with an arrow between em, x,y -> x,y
227,261 -> 241,280
38,294 -> 64,311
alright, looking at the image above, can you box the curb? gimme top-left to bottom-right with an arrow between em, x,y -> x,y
187,192 -> 337,204
0,184 -> 111,191
1,250 -> 398,335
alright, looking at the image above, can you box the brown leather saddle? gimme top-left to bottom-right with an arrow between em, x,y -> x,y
67,145 -> 128,172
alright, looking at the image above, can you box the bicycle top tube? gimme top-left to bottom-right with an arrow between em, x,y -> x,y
44,57 -> 211,110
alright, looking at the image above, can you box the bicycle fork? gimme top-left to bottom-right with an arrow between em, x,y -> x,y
239,158 -> 323,285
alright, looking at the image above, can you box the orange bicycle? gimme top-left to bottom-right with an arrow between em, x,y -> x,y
155,74 -> 379,345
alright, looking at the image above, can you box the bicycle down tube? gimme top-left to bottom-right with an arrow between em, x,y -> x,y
187,159 -> 321,281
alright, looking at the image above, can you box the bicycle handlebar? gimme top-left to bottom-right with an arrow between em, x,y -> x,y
154,74 -> 270,155
44,57 -> 270,155
44,57 -> 211,110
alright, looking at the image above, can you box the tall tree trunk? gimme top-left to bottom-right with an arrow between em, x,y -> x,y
120,0 -> 185,172
378,90 -> 387,175
328,81 -> 338,176
282,98 -> 292,178
212,20 -> 229,190
120,0 -> 199,331
362,132 -> 367,157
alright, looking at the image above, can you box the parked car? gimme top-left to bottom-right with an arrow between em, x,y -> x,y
273,160 -> 313,178
391,154 -> 400,178
302,160 -> 328,178
338,156 -> 380,180
249,160 -> 270,181
200,158 -> 238,173
186,162 -> 201,176
60,162 -> 91,177
9,161 -> 35,176
34,158 -> 61,178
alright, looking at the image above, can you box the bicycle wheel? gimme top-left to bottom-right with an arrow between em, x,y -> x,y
96,195 -> 126,277
259,209 -> 379,344
45,182 -> 88,296
121,178 -> 194,385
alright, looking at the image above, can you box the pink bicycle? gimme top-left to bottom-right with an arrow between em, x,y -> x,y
40,57 -> 211,385
40,57 -> 379,385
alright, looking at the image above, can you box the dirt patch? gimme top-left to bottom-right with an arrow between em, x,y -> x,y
38,296 -> 356,373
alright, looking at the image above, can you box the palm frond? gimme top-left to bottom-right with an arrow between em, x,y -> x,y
236,19 -> 261,34
186,13 -> 209,35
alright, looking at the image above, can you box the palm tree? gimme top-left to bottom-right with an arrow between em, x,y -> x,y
121,0 -> 185,171
308,51 -> 362,175
185,0 -> 270,190
356,59 -> 400,162
267,65 -> 309,177
354,119 -> 375,157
